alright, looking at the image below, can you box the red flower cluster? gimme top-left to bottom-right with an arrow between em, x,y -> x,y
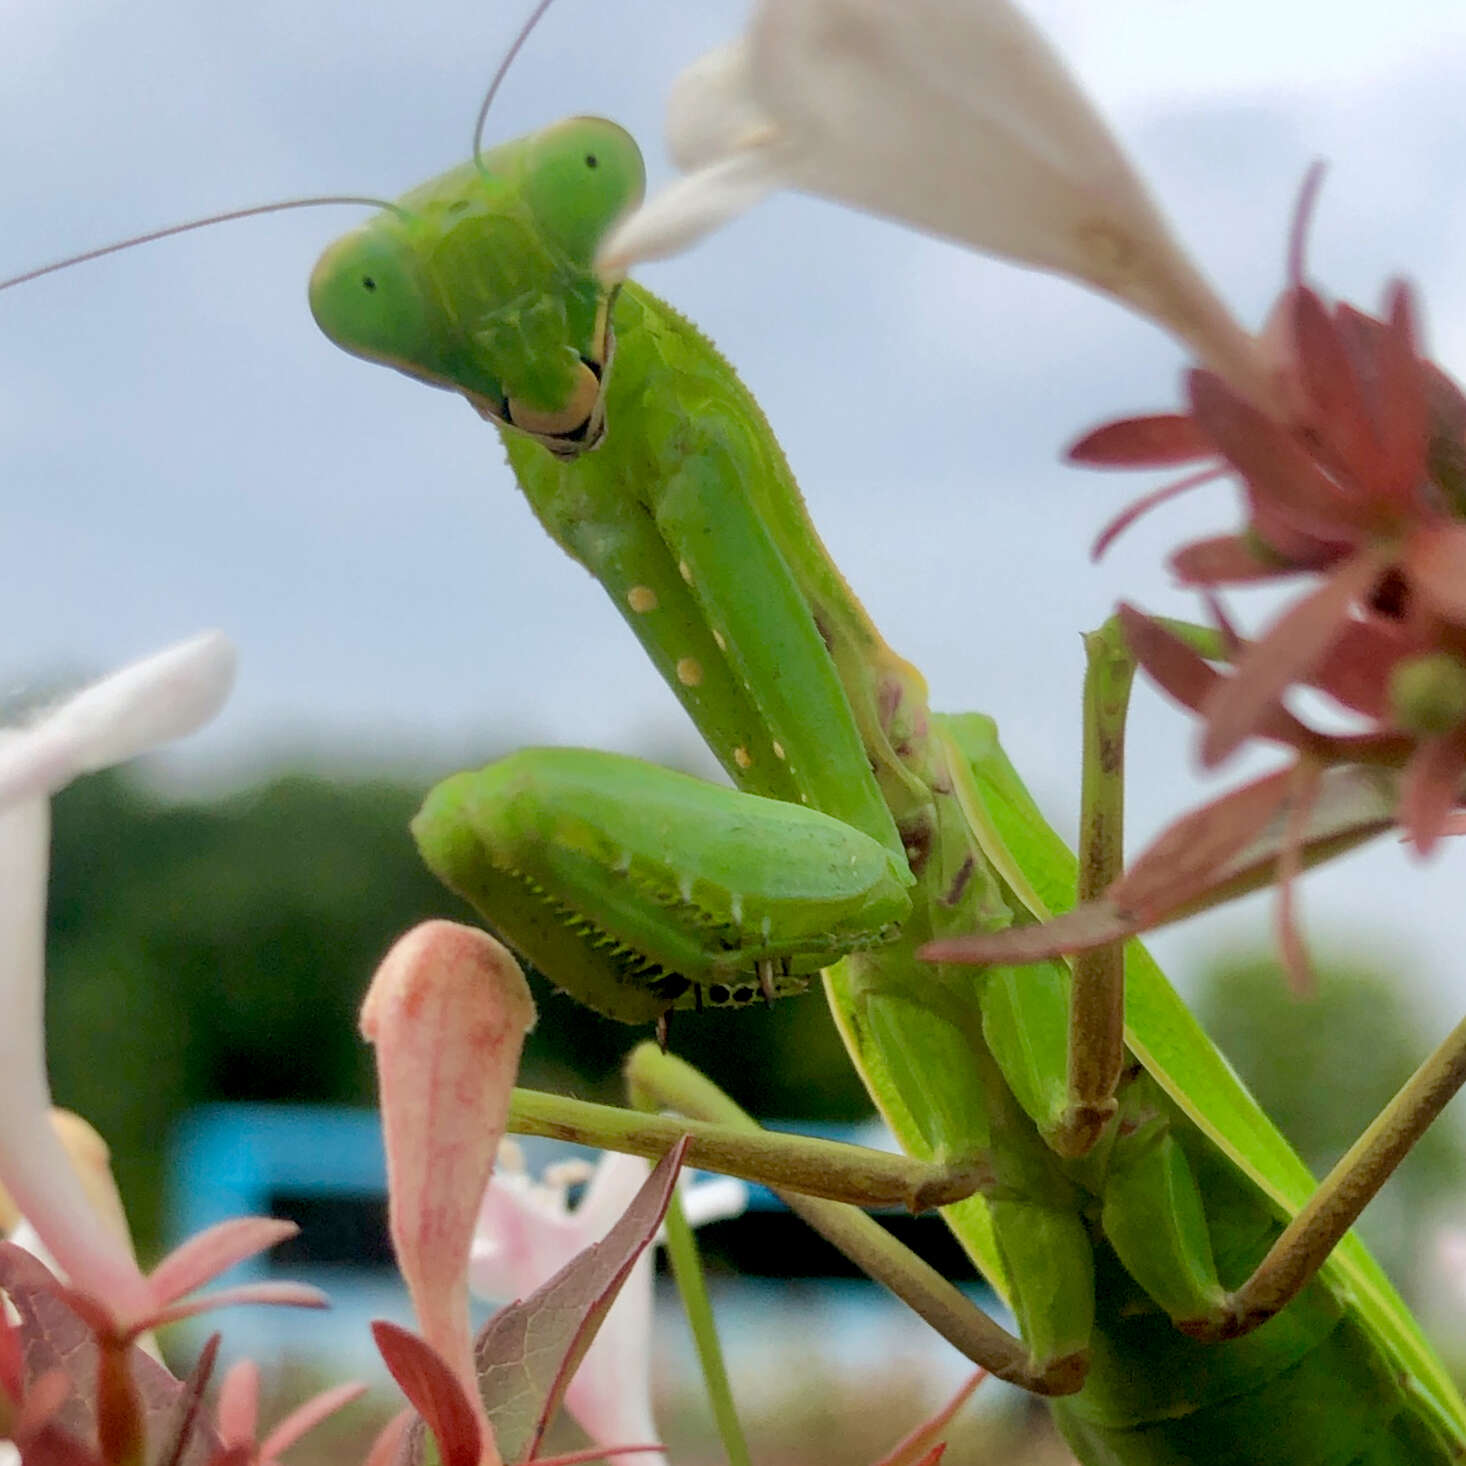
929,189 -> 1466,988
1083,228 -> 1466,857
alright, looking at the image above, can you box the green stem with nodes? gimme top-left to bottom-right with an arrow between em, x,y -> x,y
506,1087 -> 990,1212
1053,616 -> 1136,1157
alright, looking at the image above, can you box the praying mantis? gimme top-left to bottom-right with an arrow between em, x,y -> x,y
303,116 -> 1466,1462
5,8 -> 1466,1462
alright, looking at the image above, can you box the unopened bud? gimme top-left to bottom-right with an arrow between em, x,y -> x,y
1390,652 -> 1466,735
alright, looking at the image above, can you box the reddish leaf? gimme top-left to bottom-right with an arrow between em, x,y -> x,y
869,1372 -> 984,1466
147,1334 -> 217,1466
1273,763 -> 1323,997
1068,414 -> 1213,466
921,899 -> 1141,965
1373,282 -> 1431,508
1399,734 -> 1466,855
1112,770 -> 1295,919
1188,370 -> 1373,540
1200,550 -> 1389,766
371,1323 -> 482,1466
256,1382 -> 367,1462
1170,535 -> 1292,585
0,1245 -> 221,1466
1090,465 -> 1223,560
1407,522 -> 1466,624
473,1139 -> 689,1466
1289,285 -> 1382,487
12,1419 -> 106,1466
146,1219 -> 298,1310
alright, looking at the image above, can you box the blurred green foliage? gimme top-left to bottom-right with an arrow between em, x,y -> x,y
1193,953 -> 1466,1284
45,766 -> 872,1257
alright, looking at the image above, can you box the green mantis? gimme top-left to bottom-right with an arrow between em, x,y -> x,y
307,114 -> 1466,1463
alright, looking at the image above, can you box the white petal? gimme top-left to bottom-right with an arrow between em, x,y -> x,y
615,0 -> 1271,406
563,1252 -> 662,1466
0,631 -> 236,806
680,1174 -> 749,1229
571,1151 -> 653,1235
0,798 -> 151,1313
468,1175 -> 584,1300
665,42 -> 770,171
596,150 -> 787,279
749,1 -> 1193,303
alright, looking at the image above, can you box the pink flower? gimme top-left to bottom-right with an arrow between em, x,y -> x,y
360,920 -> 537,1466
469,1146 -> 746,1466
1076,181 -> 1466,862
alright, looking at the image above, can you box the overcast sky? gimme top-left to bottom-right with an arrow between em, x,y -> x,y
5,1 -> 1466,1023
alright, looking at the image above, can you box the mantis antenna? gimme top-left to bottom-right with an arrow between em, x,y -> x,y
471,0 -> 560,175
0,196 -> 406,296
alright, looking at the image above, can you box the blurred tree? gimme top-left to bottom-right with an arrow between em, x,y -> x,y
44,766 -> 872,1257
1192,953 -> 1466,1285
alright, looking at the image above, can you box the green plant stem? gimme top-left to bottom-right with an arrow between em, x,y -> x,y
507,1087 -> 989,1212
659,1160 -> 752,1466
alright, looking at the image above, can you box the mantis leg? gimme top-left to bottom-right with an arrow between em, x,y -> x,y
625,1044 -> 1087,1397
1058,619 -> 1136,1157
1194,1006 -> 1466,1340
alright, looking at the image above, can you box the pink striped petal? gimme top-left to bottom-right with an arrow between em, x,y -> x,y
147,1217 -> 298,1309
1068,414 -> 1214,466
361,922 -> 535,1417
147,1281 -> 329,1328
1399,735 -> 1466,855
258,1381 -> 368,1462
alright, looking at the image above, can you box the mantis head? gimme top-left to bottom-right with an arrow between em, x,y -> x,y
309,116 -> 645,457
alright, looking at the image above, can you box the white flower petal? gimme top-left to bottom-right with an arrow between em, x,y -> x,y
680,1174 -> 749,1229
610,0 -> 1272,406
0,798 -> 151,1314
596,151 -> 788,278
665,42 -> 770,171
563,1252 -> 661,1466
0,631 -> 236,806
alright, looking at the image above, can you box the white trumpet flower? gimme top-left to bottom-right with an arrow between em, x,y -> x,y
599,0 -> 1272,408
